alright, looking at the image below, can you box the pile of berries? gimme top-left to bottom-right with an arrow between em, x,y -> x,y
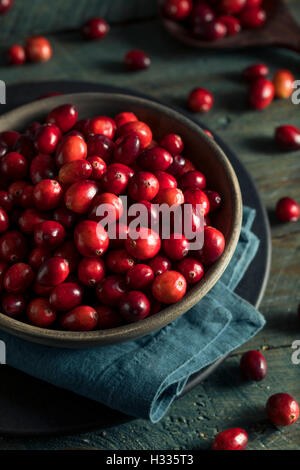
0,104 -> 225,331
163,0 -> 267,41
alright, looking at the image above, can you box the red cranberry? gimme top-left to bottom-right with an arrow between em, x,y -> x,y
249,77 -> 275,110
88,193 -> 123,224
60,305 -> 98,331
212,428 -> 248,450
154,187 -> 184,207
1,152 -> 28,180
18,208 -> 46,234
96,305 -> 124,329
184,189 -> 210,215
38,92 -> 63,100
96,275 -> 127,306
0,190 -> 13,212
25,36 -> 52,62
36,256 -> 69,286
220,0 -> 246,14
197,226 -> 225,264
55,135 -> 87,167
2,293 -> 25,318
20,185 -> 34,208
109,162 -> 134,179
114,134 -> 141,165
154,171 -> 177,192
168,155 -> 187,177
273,69 -> 295,99
179,170 -> 206,191
101,165 -> 129,195
106,249 -> 135,275
77,257 -> 105,286
27,298 -> 56,327
108,223 -> 129,249
3,263 -> 34,293
0,0 -> 13,15
239,6 -> 266,28
119,291 -> 150,322
124,50 -> 151,71
54,240 -> 80,273
246,0 -> 262,5
125,227 -> 161,260
50,282 -> 83,311
188,88 -> 214,112
74,220 -> 109,257
275,125 -> 300,151
163,233 -> 189,260
189,2 -> 215,26
202,20 -> 227,41
118,121 -> 152,150
139,147 -> 173,172
128,171 -> 159,202
130,200 -> 159,228
88,116 -> 116,140
34,220 -> 66,250
0,207 -> 9,233
218,15 -> 241,35
7,44 -> 26,65
126,264 -> 154,290
164,0 -> 193,20
28,247 -> 50,270
148,255 -> 172,276
33,179 -> 62,211
240,350 -> 267,381
115,112 -> 138,128
177,257 -> 204,284
86,134 -> 114,161
266,393 -> 299,426
58,160 -> 92,185
34,124 -> 61,154
87,156 -> 106,180
8,181 -> 28,205
64,180 -> 98,214
30,154 -> 56,184
46,104 -> 78,133
276,197 -> 300,223
152,270 -> 187,304
0,230 -> 27,262
160,133 -> 184,156
204,190 -> 222,211
13,134 -> 35,160
81,17 -> 109,40
243,63 -> 269,81
53,207 -> 77,229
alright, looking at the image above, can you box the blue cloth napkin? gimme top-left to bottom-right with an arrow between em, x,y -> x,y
0,206 -> 265,423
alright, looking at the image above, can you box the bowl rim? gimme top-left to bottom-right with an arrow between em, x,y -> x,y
0,92 -> 242,348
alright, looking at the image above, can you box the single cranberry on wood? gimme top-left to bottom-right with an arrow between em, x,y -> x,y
212,428 -> 248,450
81,17 -> 110,40
240,350 -> 267,381
275,125 -> 300,151
266,393 -> 299,426
7,44 -> 26,65
276,197 -> 300,223
124,50 -> 151,71
243,63 -> 269,81
25,36 -> 52,63
0,0 -> 14,15
188,88 -> 214,113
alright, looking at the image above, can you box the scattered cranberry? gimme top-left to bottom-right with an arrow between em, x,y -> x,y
2,293 -> 26,318
248,78 -> 274,110
96,305 -> 124,329
243,63 -> 269,81
239,6 -> 266,28
25,36 -> 53,63
7,45 -> 26,65
49,282 -> 83,311
81,17 -> 109,40
124,50 -> 151,71
119,291 -> 150,322
275,125 -> 300,151
188,88 -> 214,113
276,197 -> 300,223
3,262 -> 34,294
46,104 -> 78,133
266,393 -> 299,426
36,256 -> 69,286
27,298 -> 56,327
240,350 -> 267,381
212,428 -> 248,450
177,257 -> 204,284
96,275 -> 127,307
74,220 -> 109,257
164,0 -> 192,20
197,226 -> 225,264
0,0 -> 13,15
126,227 -> 161,260
273,69 -> 295,99
152,270 -> 187,304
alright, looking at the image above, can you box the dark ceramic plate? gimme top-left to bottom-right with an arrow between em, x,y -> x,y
0,81 -> 271,436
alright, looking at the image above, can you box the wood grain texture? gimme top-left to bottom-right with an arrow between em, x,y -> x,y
0,0 -> 299,451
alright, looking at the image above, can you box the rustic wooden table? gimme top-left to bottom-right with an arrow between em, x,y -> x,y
0,0 -> 299,451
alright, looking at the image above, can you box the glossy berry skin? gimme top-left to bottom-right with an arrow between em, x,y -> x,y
240,350 -> 267,381
78,257 -> 105,286
34,220 -> 66,250
49,282 -> 83,311
18,208 -> 46,235
239,7 -> 266,28
64,180 -> 98,214
118,121 -> 152,150
96,305 -> 124,329
163,234 -> 189,261
126,227 -> 161,260
36,256 -> 70,286
55,135 -> 87,167
58,159 -> 92,185
197,226 -> 225,264
87,156 -> 106,180
60,305 -> 98,331
276,197 -> 300,223
33,179 -> 63,211
160,133 -> 184,156
1,152 -> 28,180
86,134 -> 114,161
27,298 -> 56,328
126,264 -> 154,290
7,45 -> 26,65
81,17 -> 109,40
0,141 -> 8,159
0,0 -> 13,15
154,187 -> 184,207
34,124 -> 62,154
74,220 -> 109,257
220,0 -> 246,14
0,230 -> 27,263
2,293 -> 26,318
204,190 -> 222,211
179,170 -> 206,191
128,171 -> 159,202
0,190 -> 13,212
148,255 -> 172,276
54,240 -> 80,273
114,134 -> 141,165
119,291 -> 150,322
275,125 -> 300,151
189,2 -> 214,26
124,50 -> 151,71
115,111 -> 138,128
46,104 -> 78,133
88,192 -> 123,225
0,207 -> 9,233
53,207 -> 77,229
3,263 -> 34,293
154,171 -> 177,191
212,428 -> 248,450
249,77 -> 275,110
266,393 -> 299,426
188,88 -> 214,113
177,257 -> 204,284
25,36 -> 52,62
168,155 -> 186,177
101,165 -> 129,195
96,275 -> 127,307
273,69 -> 295,99
106,249 -> 135,274
28,247 -> 50,270
243,63 -> 269,81
219,15 -> 241,36
164,0 -> 192,20
184,189 -> 209,215
152,270 -> 187,304
30,153 -> 56,184
139,146 -> 173,172
88,116 -> 116,140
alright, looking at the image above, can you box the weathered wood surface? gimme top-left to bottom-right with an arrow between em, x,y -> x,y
0,0 -> 299,451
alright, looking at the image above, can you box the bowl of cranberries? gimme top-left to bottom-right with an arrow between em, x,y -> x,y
0,92 -> 242,347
